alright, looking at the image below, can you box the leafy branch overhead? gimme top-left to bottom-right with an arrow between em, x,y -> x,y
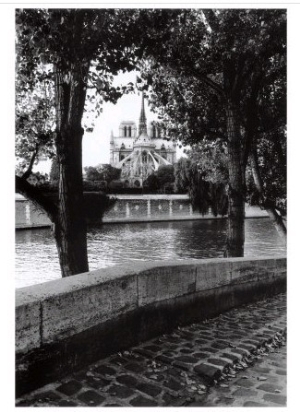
137,9 -> 286,243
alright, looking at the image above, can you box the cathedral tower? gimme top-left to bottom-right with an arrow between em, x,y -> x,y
138,92 -> 147,135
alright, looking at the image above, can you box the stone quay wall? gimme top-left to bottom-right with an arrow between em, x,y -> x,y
15,194 -> 268,228
16,256 -> 286,396
15,195 -> 51,229
104,195 -> 192,222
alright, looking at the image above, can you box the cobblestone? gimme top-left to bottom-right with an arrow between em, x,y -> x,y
16,292 -> 286,407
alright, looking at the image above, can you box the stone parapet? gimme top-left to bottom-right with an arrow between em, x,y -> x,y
16,257 -> 286,396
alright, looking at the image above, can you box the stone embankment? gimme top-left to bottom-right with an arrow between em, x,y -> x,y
16,257 -> 286,397
16,292 -> 286,407
15,193 -> 269,228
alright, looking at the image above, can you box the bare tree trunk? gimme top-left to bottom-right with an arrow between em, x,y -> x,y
53,61 -> 89,277
225,99 -> 245,257
250,146 -> 287,239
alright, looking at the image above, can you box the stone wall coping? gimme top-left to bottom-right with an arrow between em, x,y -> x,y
16,256 -> 286,307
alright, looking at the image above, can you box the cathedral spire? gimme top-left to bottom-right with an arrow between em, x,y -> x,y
138,92 -> 147,135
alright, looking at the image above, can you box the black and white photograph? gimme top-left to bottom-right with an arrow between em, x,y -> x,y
7,1 -> 293,407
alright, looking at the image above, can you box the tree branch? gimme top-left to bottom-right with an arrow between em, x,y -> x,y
185,68 -> 224,96
15,175 -> 58,222
202,10 -> 219,32
21,143 -> 39,180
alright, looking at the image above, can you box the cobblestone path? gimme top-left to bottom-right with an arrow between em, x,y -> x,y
16,292 -> 286,407
191,338 -> 286,407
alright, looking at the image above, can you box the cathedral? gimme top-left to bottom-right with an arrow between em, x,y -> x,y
109,93 -> 177,188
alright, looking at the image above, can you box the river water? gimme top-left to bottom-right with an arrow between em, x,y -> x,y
15,218 -> 286,289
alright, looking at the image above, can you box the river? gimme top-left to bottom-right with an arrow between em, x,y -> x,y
15,218 -> 286,289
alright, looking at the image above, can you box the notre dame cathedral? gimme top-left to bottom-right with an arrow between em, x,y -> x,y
109,93 -> 177,188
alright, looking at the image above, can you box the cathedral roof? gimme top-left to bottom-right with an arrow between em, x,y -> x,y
134,131 -> 155,148
120,120 -> 136,125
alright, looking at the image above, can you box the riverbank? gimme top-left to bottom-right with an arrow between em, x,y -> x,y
15,193 -> 268,229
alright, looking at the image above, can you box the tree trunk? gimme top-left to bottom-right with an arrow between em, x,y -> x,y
225,99 -> 245,257
250,146 -> 287,239
53,61 -> 89,277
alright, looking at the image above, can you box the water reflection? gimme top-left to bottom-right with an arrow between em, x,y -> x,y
15,218 -> 286,288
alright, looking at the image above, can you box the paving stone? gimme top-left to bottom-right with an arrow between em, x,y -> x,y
143,344 -> 162,352
267,353 -> 284,361
211,342 -> 228,349
163,350 -> 176,356
173,360 -> 191,371
130,395 -> 158,406
32,390 -> 62,402
193,352 -> 208,359
124,362 -> 145,373
155,354 -> 173,365
231,348 -> 250,356
108,384 -> 136,399
263,393 -> 286,405
116,374 -> 138,387
232,388 -> 258,397
180,348 -> 194,354
122,353 -> 144,362
109,356 -> 128,366
56,380 -> 83,396
94,365 -> 117,376
270,361 -> 285,368
162,391 -> 182,405
238,343 -> 255,352
77,390 -> 105,405
194,363 -> 222,382
136,382 -> 162,397
221,352 -> 241,362
207,357 -> 231,368
195,339 -> 210,345
234,378 -> 256,388
163,377 -> 183,392
229,334 -> 245,340
243,339 -> 261,346
86,375 -> 111,389
257,383 -> 284,393
200,347 -> 219,354
145,371 -> 165,382
252,366 -> 271,374
175,355 -> 199,364
168,367 -> 182,377
134,348 -> 156,358
184,342 -> 195,349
